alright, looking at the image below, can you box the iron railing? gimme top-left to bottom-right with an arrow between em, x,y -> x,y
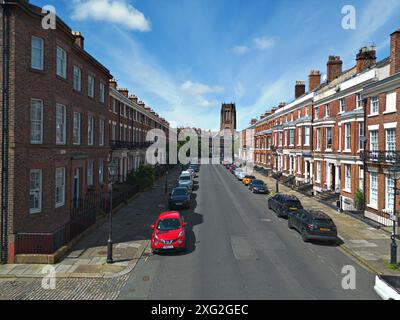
110,140 -> 153,150
361,151 -> 400,164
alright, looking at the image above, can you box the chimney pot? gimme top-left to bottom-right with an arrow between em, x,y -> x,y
72,31 -> 84,49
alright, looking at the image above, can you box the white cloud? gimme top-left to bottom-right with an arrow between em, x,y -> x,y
253,36 -> 275,50
196,97 -> 218,109
180,81 -> 224,95
232,45 -> 250,55
71,0 -> 151,31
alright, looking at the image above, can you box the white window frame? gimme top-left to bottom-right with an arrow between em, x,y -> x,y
289,129 -> 295,146
369,172 -> 378,209
339,98 -> 346,113
370,96 -> 379,115
316,128 -> 321,151
55,167 -> 66,208
73,112 -> 81,145
385,176 -> 395,212
326,127 -> 332,150
344,123 -> 351,151
29,169 -> 42,214
316,161 -> 321,183
356,93 -> 363,109
56,46 -> 67,79
56,104 -> 66,145
386,128 -> 396,152
99,159 -> 104,185
99,82 -> 105,103
325,104 -> 330,117
99,118 -> 105,146
31,36 -> 44,70
344,164 -> 351,192
73,65 -> 82,92
358,122 -> 365,151
30,99 -> 43,144
297,127 -> 302,146
88,115 -> 94,146
370,130 -> 379,158
315,106 -> 319,119
87,161 -> 94,187
88,75 -> 95,98
304,126 -> 310,146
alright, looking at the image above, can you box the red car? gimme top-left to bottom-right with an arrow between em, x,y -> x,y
151,211 -> 187,253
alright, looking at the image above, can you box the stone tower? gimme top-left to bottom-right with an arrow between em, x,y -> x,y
220,103 -> 237,132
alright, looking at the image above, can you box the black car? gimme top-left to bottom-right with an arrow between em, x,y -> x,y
189,164 -> 200,172
249,180 -> 268,194
268,194 -> 303,218
169,187 -> 190,210
288,210 -> 338,243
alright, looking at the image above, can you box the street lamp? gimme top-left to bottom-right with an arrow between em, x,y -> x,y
360,136 -> 368,214
107,159 -> 119,264
389,165 -> 400,266
271,146 -> 279,193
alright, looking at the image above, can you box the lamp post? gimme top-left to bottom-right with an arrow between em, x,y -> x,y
389,166 -> 400,266
271,146 -> 279,193
360,136 -> 368,215
107,159 -> 119,264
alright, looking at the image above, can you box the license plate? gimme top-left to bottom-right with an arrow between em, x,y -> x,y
289,208 -> 298,211
176,203 -> 183,206
320,228 -> 330,232
163,245 -> 174,249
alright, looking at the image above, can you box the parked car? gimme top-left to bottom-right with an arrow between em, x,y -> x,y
228,165 -> 236,173
288,209 -> 338,243
234,169 -> 246,180
249,179 -> 268,194
230,166 -> 238,174
169,187 -> 191,210
189,164 -> 200,173
268,194 -> 303,218
178,172 -> 193,192
243,175 -> 256,186
374,275 -> 400,300
187,167 -> 197,178
151,211 -> 187,253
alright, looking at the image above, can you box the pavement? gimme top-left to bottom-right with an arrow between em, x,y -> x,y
118,164 -> 379,300
0,166 -> 182,280
251,171 -> 399,276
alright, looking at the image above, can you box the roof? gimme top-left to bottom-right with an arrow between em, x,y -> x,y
159,211 -> 181,219
309,210 -> 331,219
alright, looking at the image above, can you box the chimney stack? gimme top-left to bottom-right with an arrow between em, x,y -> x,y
390,28 -> 400,75
72,31 -> 84,49
118,88 -> 129,97
308,70 -> 321,92
278,102 -> 286,109
295,81 -> 306,99
109,78 -> 117,89
129,95 -> 138,103
327,56 -> 343,82
250,118 -> 258,125
356,46 -> 376,73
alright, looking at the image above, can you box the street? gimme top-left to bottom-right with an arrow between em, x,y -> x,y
118,164 -> 379,300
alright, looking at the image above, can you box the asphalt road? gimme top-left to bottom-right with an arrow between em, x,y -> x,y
118,164 -> 379,300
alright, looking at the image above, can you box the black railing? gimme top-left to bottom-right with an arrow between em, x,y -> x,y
361,151 -> 400,164
110,140 -> 154,150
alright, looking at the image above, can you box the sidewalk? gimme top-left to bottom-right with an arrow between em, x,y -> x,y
0,166 -> 182,279
254,172 -> 399,275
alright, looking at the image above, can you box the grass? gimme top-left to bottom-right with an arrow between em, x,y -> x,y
386,262 -> 399,271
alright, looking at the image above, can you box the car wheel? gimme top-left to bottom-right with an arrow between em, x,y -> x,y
268,202 -> 271,210
301,229 -> 309,242
288,219 -> 294,229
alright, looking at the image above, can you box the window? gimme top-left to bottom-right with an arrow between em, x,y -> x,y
386,129 -> 396,160
29,169 -> 42,214
120,103 -> 124,116
370,173 -> 378,208
358,122 -> 365,151
340,98 -> 346,113
386,176 -> 395,211
339,126 -> 342,151
326,104 -> 330,117
297,127 -> 302,146
316,161 -> 321,182
315,106 -> 319,119
73,112 -> 81,145
88,115 -> 94,145
305,126 -> 310,145
356,93 -> 363,109
385,91 -> 397,113
345,123 -> 351,150
345,164 -> 351,191
56,104 -> 66,145
290,112 -> 294,122
112,99 -> 117,113
30,99 -> 43,144
87,161 -> 94,186
298,110 -> 301,119
73,66 -> 82,91
316,128 -> 321,150
56,46 -> 67,79
371,96 -> 379,114
112,122 -> 116,141
326,127 -> 332,149
279,132 -> 283,146
99,160 -> 104,185
31,36 -> 44,70
370,130 -> 378,157
358,166 -> 364,191
55,167 -> 65,208
289,129 -> 295,146
99,119 -> 105,146
99,82 -> 105,103
88,75 -> 95,98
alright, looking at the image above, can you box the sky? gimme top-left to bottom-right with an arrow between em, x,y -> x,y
33,0 -> 400,130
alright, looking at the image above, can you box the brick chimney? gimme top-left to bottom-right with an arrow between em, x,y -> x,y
278,102 -> 286,109
295,81 -> 306,99
129,95 -> 138,103
327,56 -> 343,82
118,88 -> 129,97
72,31 -> 84,49
138,101 -> 146,108
109,78 -> 117,89
308,70 -> 321,92
356,46 -> 376,73
250,118 -> 258,125
390,29 -> 400,75
260,115 -> 266,119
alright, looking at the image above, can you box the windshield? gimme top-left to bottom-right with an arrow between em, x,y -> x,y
253,180 -> 264,186
157,218 -> 181,231
180,176 -> 190,181
286,200 -> 302,208
172,189 -> 187,196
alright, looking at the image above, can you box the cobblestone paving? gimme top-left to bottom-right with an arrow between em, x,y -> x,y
0,275 -> 129,300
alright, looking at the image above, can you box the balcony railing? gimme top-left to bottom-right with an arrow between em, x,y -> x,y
361,150 -> 400,164
110,140 -> 153,150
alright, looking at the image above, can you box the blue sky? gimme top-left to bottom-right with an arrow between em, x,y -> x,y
33,0 -> 400,130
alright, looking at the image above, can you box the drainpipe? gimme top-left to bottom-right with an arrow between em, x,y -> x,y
362,98 -> 368,219
1,1 -> 10,264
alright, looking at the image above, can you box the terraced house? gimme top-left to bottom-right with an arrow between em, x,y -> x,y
247,28 -> 400,226
0,1 -> 112,263
108,80 -> 169,183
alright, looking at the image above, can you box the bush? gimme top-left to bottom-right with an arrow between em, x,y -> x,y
355,189 -> 364,211
127,165 -> 156,190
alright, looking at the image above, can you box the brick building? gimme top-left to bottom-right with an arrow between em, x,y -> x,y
246,28 -> 400,226
0,1 -> 112,262
108,81 -> 169,183
239,119 -> 256,165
